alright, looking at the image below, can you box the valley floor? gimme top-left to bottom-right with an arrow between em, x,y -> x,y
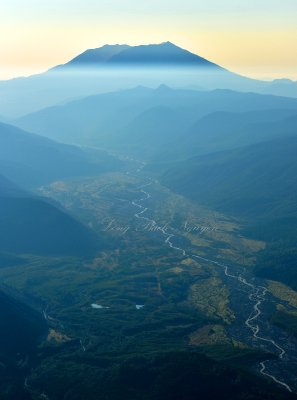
1,160 -> 297,399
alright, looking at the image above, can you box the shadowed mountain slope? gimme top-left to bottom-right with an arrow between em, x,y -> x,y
16,87 -> 297,154
0,121 -> 121,188
0,174 -> 99,257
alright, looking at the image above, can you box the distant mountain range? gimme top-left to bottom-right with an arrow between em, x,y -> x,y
1,42 -> 297,118
15,86 -> 297,156
1,41 -> 297,288
1,40 -> 297,399
156,109 -> 297,161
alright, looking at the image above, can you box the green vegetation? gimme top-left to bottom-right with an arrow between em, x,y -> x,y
189,278 -> 235,324
0,174 -> 295,399
0,291 -> 46,400
0,196 -> 98,257
159,135 -> 297,291
1,54 -> 297,399
0,174 -> 100,257
29,351 -> 294,400
271,305 -> 297,337
254,240 -> 297,290
161,136 -> 297,220
267,281 -> 297,308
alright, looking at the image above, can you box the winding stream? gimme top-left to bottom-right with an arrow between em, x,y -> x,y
130,169 -> 293,393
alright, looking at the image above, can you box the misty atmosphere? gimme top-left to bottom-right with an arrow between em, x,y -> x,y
0,20 -> 297,400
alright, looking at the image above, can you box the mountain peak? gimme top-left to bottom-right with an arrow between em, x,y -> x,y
156,84 -> 172,93
161,41 -> 175,46
66,44 -> 131,66
59,42 -> 221,70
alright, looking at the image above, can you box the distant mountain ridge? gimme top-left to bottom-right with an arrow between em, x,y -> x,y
55,42 -> 222,70
0,121 -> 121,188
15,86 -> 297,154
62,44 -> 130,67
1,41 -> 297,118
161,135 -> 297,217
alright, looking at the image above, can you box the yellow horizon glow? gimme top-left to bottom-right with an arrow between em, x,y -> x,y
1,1 -> 296,81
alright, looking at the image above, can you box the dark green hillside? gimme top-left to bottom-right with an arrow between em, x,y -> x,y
0,197 -> 98,256
161,136 -> 297,218
0,290 -> 46,400
161,136 -> 297,288
255,242 -> 297,290
0,291 -> 46,357
0,175 -> 98,257
29,352 -> 295,400
0,122 -> 120,188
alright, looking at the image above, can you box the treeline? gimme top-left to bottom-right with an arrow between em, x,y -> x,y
246,216 -> 297,290
29,351 -> 295,400
255,242 -> 297,290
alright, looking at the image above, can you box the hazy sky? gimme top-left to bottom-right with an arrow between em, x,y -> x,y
1,0 -> 297,80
